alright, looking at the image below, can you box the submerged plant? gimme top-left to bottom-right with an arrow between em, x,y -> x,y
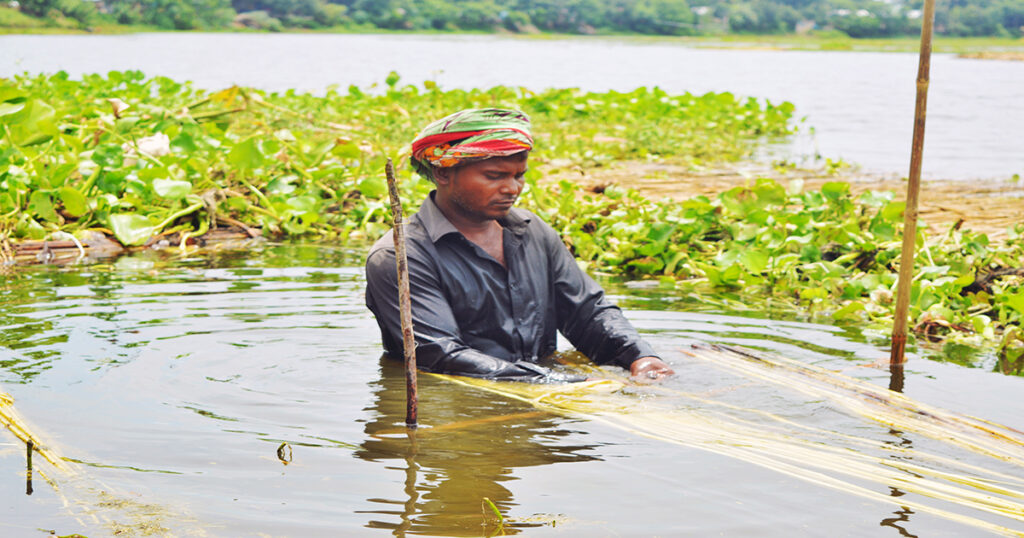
481,497 -> 505,536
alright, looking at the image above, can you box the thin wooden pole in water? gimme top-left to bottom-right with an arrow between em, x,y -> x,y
26,440 -> 33,495
890,0 -> 937,366
386,158 -> 418,428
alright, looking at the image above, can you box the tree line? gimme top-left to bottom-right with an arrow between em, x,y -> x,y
10,0 -> 1024,38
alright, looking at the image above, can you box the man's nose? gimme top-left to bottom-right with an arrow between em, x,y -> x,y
499,177 -> 522,195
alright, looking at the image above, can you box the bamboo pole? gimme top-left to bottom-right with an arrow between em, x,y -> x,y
890,0 -> 937,366
385,159 -> 419,427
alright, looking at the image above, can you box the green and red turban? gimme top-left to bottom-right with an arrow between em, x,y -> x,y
410,108 -> 533,181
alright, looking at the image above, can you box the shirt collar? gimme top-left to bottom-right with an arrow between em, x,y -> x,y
415,191 -> 532,243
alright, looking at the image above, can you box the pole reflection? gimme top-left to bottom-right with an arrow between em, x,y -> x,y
880,426 -> 918,537
355,358 -> 599,537
879,488 -> 918,538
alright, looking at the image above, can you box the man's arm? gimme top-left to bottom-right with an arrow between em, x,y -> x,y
543,224 -> 674,380
366,246 -> 583,383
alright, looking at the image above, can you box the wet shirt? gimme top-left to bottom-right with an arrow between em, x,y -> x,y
364,193 -> 658,382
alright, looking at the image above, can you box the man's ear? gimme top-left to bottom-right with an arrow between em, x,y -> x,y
434,166 -> 454,186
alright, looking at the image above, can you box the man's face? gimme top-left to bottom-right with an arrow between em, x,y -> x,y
436,153 -> 528,222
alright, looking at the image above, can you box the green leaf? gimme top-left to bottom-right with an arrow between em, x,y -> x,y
752,178 -> 786,206
646,222 -> 675,242
636,242 -> 663,257
29,191 -> 58,222
1003,291 -> 1024,317
16,215 -> 47,240
800,287 -> 829,301
114,116 -> 141,134
152,178 -> 192,200
286,195 -> 318,214
332,142 -> 362,159
785,233 -> 813,245
108,213 -> 156,246
603,184 -> 625,200
92,144 -> 125,169
739,248 -> 770,273
881,201 -> 905,223
954,271 -> 975,288
859,190 -> 893,207
0,101 -> 26,117
171,131 -> 199,152
731,222 -> 759,241
358,176 -> 386,199
970,314 -> 991,334
721,263 -> 743,284
833,301 -> 865,321
228,137 -> 265,171
266,175 -> 298,195
59,186 -> 88,217
40,162 -> 77,189
628,256 -> 664,274
821,181 -> 850,201
0,85 -> 27,103
6,99 -> 57,146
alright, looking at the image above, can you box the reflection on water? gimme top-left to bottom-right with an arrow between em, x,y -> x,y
881,488 -> 919,538
1,244 -> 1023,536
356,359 -> 596,536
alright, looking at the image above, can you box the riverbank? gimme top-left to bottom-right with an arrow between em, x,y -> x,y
2,19 -> 1023,54
544,160 -> 1024,239
958,51 -> 1024,61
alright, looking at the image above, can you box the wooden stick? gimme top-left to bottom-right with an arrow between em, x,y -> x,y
385,158 -> 418,428
890,0 -> 936,366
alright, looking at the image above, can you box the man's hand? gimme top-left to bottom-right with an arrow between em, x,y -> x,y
630,356 -> 674,382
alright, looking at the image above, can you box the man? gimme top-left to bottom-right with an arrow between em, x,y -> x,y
365,108 -> 673,383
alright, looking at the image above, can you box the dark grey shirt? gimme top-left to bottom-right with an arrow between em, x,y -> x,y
365,192 -> 658,382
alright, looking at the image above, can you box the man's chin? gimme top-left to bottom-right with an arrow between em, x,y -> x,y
489,203 -> 516,217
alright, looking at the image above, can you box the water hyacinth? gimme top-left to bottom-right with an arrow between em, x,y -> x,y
0,70 -> 794,247
0,70 -> 1021,372
122,132 -> 171,166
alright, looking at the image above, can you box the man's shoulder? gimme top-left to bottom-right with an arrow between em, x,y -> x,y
366,218 -> 433,265
506,207 -> 560,241
367,229 -> 395,257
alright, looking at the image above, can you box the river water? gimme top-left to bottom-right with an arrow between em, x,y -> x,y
2,33 -> 1024,536
1,244 -> 1023,536
1,33 -> 1023,180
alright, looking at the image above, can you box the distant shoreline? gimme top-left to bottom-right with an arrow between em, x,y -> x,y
2,24 -> 1023,55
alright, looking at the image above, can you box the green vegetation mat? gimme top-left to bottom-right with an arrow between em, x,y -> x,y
1,70 -> 1021,373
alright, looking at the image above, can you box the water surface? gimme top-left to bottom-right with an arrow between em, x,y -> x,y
1,244 -> 1022,536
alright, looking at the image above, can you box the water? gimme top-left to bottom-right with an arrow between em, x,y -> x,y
2,33 -> 1023,180
2,244 -> 1022,536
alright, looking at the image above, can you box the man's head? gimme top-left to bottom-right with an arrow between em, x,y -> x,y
432,151 -> 528,223
410,108 -> 533,184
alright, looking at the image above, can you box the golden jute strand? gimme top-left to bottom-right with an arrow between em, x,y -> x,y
684,346 -> 1024,463
438,353 -> 1024,536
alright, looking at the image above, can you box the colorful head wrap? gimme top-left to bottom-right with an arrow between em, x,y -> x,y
410,108 -> 533,182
